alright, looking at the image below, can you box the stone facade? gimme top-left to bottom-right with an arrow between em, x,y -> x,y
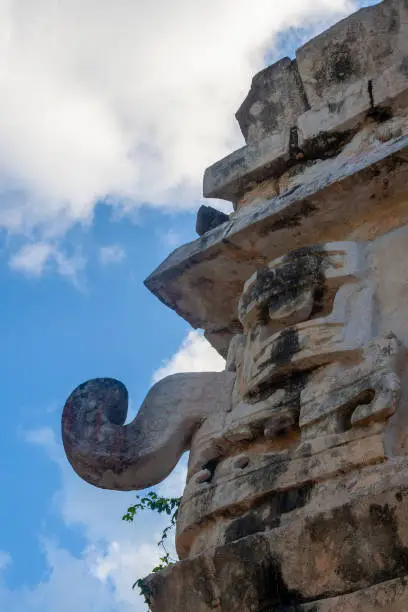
62,0 -> 408,609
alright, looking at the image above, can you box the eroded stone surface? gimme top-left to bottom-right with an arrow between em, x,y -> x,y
300,576 -> 408,611
235,57 -> 309,145
203,0 -> 408,208
62,372 -> 234,490
145,481 -> 408,610
148,131 -> 408,353
296,0 -> 408,108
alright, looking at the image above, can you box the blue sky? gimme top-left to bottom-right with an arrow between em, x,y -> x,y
0,1 -> 380,610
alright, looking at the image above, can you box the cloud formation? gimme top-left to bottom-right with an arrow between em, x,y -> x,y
152,329 -> 226,383
0,427 -> 171,612
9,241 -> 85,283
0,0 -> 354,240
99,244 -> 126,265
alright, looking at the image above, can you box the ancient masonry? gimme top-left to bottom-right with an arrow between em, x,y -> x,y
62,1 -> 408,609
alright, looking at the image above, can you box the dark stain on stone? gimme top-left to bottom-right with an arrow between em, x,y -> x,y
214,537 -> 305,610
258,200 -> 318,237
328,99 -> 345,114
367,77 -> 393,123
330,51 -> 355,83
192,568 -> 217,607
240,244 -> 326,325
306,501 -> 408,589
246,370 -> 309,410
268,327 -> 300,367
225,513 -> 265,543
258,99 -> 280,133
310,20 -> 365,93
388,8 -> 400,34
224,483 -> 313,545
293,58 -> 311,111
302,129 -> 356,161
400,56 -> 408,77
368,79 -> 375,108
310,283 -> 325,318
367,105 -> 393,124
289,126 -> 303,160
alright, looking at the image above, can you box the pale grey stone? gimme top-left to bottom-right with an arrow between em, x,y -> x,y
235,57 -> 309,145
203,128 -> 291,201
296,0 -> 408,108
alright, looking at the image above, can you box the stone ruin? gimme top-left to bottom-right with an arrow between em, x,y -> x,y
62,0 -> 408,609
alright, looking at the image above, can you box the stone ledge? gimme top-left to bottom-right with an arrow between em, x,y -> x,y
298,576 -> 408,611
177,434 -> 386,555
145,133 -> 408,355
145,481 -> 408,611
203,128 -> 290,201
203,1 -> 408,205
296,0 -> 408,109
235,57 -> 308,146
204,64 -> 408,204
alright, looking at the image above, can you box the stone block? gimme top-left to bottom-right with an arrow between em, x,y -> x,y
297,77 -> 370,141
300,576 -> 408,611
177,434 -> 386,556
146,482 -> 408,610
196,205 -> 229,236
235,57 -> 309,145
373,58 -> 408,111
296,0 -> 408,108
203,128 -> 290,201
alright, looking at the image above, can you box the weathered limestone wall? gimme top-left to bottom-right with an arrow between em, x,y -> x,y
146,0 -> 408,359
61,1 -> 408,610
142,1 -> 408,609
204,0 -> 408,209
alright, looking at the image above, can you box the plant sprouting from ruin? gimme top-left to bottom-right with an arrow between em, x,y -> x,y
123,491 -> 181,607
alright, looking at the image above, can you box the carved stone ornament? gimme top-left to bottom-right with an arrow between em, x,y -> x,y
62,1 -> 408,609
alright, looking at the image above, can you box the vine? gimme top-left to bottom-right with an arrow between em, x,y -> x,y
122,491 -> 181,607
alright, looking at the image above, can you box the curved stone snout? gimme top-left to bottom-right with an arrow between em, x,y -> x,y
62,372 -> 235,491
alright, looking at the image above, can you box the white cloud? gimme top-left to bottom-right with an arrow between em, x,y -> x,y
152,330 -> 226,383
0,0 -> 354,241
157,458 -> 188,499
8,242 -> 74,279
0,541 -> 144,612
99,244 -> 126,265
54,250 -> 86,286
9,241 -> 85,284
9,242 -> 53,276
158,228 -> 183,249
0,552 -> 11,572
8,426 -> 187,611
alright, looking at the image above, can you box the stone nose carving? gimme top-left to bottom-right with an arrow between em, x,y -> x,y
62,372 -> 235,490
